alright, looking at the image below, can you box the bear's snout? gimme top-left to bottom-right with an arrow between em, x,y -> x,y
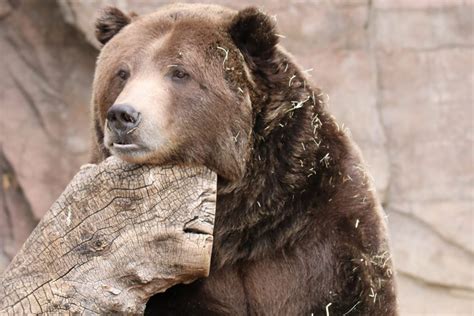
107,103 -> 141,135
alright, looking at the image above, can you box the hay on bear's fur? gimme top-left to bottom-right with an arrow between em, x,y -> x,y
325,302 -> 332,316
286,95 -> 310,113
342,301 -> 361,315
288,74 -> 296,86
216,46 -> 229,67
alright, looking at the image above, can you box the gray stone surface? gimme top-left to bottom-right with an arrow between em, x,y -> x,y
373,1 -> 474,314
1,0 -> 473,314
0,0 -> 95,268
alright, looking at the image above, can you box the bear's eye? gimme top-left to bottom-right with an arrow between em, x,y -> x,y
172,69 -> 189,80
117,69 -> 130,80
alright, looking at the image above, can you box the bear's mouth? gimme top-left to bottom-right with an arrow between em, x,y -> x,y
106,133 -> 142,151
112,142 -> 141,150
107,137 -> 146,153
105,129 -> 153,160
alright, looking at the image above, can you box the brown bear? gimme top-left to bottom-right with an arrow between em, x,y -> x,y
90,3 -> 398,315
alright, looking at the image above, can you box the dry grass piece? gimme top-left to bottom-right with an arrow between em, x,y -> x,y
325,302 -> 332,316
286,96 -> 311,113
216,46 -> 229,68
342,301 -> 361,315
288,74 -> 296,87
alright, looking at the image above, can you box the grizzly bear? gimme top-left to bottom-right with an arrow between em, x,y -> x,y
90,3 -> 398,315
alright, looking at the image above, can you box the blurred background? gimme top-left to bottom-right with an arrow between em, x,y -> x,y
0,0 -> 472,314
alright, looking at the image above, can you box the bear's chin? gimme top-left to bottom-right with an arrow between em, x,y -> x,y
109,147 -> 184,168
108,146 -> 156,165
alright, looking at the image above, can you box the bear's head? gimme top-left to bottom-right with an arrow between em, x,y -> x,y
91,4 -> 280,182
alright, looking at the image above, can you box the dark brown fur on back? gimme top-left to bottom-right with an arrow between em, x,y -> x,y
91,4 -> 398,315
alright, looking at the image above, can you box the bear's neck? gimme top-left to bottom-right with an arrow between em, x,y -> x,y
212,51 -> 347,268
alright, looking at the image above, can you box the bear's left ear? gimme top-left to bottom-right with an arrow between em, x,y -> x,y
229,7 -> 279,58
95,7 -> 132,45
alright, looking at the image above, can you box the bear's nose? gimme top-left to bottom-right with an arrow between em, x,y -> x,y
107,104 -> 141,133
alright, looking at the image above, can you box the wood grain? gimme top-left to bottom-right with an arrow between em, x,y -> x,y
0,157 -> 217,314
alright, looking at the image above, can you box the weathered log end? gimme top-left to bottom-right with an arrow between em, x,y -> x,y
0,157 -> 217,314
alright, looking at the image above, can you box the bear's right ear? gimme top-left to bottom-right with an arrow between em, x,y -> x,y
229,7 -> 279,58
95,7 -> 132,45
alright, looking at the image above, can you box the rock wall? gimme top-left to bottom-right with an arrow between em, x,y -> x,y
1,0 -> 472,314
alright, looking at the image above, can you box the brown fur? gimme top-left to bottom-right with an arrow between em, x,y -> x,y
90,4 -> 398,315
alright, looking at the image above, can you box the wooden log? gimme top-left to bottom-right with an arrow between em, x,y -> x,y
0,157 -> 217,314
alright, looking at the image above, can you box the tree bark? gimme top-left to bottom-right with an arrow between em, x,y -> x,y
0,157 -> 217,315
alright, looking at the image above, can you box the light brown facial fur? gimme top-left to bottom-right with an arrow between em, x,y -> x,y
104,74 -> 173,163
